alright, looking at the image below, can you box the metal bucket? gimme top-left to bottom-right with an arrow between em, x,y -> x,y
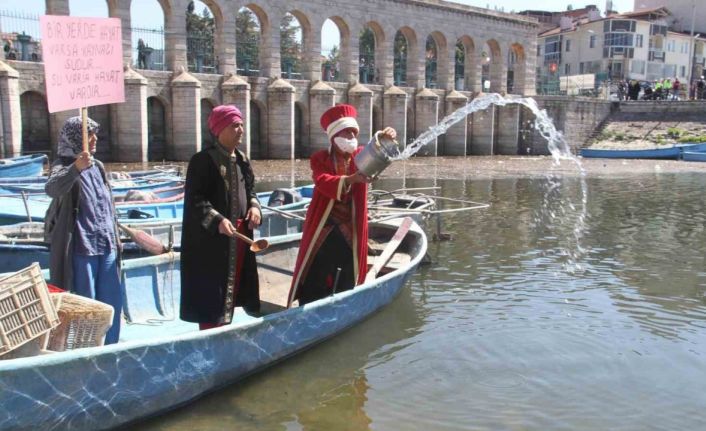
354,132 -> 400,178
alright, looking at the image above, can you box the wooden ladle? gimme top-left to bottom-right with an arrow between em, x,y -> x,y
232,230 -> 269,253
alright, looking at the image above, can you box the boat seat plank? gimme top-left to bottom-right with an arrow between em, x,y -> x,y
367,251 -> 412,277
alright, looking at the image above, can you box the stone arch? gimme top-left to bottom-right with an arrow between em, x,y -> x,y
237,4 -> 269,77
284,10 -> 313,79
186,0 -> 222,73
394,27 -> 418,87
19,91 -> 51,156
249,99 -> 266,159
147,95 -> 169,161
321,16 -> 351,82
130,0 -> 170,70
482,39 -> 503,92
426,31 -> 448,89
359,21 -> 385,84
200,98 -> 215,148
508,42 -> 526,95
456,35 -> 476,91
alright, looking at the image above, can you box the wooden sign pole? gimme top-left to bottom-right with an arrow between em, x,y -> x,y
81,106 -> 88,153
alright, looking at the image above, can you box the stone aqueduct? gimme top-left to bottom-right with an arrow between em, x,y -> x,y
0,0 -> 540,161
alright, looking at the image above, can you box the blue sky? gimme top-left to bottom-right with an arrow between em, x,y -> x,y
14,0 -> 636,54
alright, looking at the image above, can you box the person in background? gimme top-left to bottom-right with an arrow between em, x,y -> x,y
44,117 -> 123,345
180,105 -> 262,329
137,38 -> 148,69
286,104 -> 397,307
654,79 -> 663,100
628,80 -> 640,101
663,78 -> 673,100
673,77 -> 680,100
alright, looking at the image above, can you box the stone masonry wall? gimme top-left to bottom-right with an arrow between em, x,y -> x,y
1,0 -> 538,161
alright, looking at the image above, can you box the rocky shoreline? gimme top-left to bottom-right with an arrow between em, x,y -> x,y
585,110 -> 706,151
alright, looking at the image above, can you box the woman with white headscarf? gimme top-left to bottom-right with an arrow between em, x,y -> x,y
44,116 -> 123,345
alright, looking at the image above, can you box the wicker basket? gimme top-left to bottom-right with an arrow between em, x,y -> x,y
48,293 -> 114,351
0,263 -> 59,358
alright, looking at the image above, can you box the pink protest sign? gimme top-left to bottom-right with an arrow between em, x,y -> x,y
40,15 -> 125,113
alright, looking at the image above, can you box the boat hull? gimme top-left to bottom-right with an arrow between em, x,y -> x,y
0,220 -> 426,431
682,151 -> 706,162
0,154 -> 47,178
580,146 -> 681,159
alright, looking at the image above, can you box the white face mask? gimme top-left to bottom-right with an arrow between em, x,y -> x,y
333,136 -> 358,153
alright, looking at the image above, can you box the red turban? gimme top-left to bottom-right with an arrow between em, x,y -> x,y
208,105 -> 243,137
320,104 -> 359,142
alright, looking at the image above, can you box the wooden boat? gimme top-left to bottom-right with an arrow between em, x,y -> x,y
0,195 -> 52,225
109,166 -> 181,179
0,154 -> 47,177
368,192 -> 436,225
116,188 -> 311,223
113,186 -> 185,205
0,220 -> 182,273
0,218 -> 427,431
580,146 -> 681,159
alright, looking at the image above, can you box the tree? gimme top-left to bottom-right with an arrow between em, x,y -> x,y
359,28 -> 375,83
322,44 -> 340,80
280,14 -> 302,76
393,31 -> 407,84
236,8 -> 260,74
186,1 -> 215,71
359,28 -> 375,62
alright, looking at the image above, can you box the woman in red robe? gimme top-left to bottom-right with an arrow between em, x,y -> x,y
287,104 -> 396,307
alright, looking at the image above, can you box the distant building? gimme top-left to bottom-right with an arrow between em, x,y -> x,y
634,0 -> 706,34
536,6 -> 706,94
519,4 -> 602,32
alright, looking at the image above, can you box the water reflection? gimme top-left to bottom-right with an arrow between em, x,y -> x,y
128,173 -> 706,431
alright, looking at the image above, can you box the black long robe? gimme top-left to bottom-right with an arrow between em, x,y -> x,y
180,145 -> 260,324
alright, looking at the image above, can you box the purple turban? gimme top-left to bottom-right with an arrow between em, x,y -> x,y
207,105 -> 243,137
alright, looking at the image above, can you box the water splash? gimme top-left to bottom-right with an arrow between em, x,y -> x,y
394,93 -> 588,274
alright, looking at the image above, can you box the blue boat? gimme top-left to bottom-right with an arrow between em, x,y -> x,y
0,154 -> 48,177
0,194 -> 52,225
0,179 -> 184,199
115,188 -> 311,223
0,168 -> 181,187
114,186 -> 185,204
0,220 -> 187,273
0,218 -> 427,431
0,175 -> 47,185
107,179 -> 184,194
580,146 -> 682,159
111,166 -> 182,179
677,142 -> 706,153
682,151 -> 706,162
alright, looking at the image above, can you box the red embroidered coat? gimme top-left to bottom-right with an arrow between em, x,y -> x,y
287,147 -> 368,307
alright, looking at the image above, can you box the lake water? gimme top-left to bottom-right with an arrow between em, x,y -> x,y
132,172 -> 706,431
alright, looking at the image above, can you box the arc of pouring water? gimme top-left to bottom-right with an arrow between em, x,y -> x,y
393,93 -> 588,273
395,93 -> 576,163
